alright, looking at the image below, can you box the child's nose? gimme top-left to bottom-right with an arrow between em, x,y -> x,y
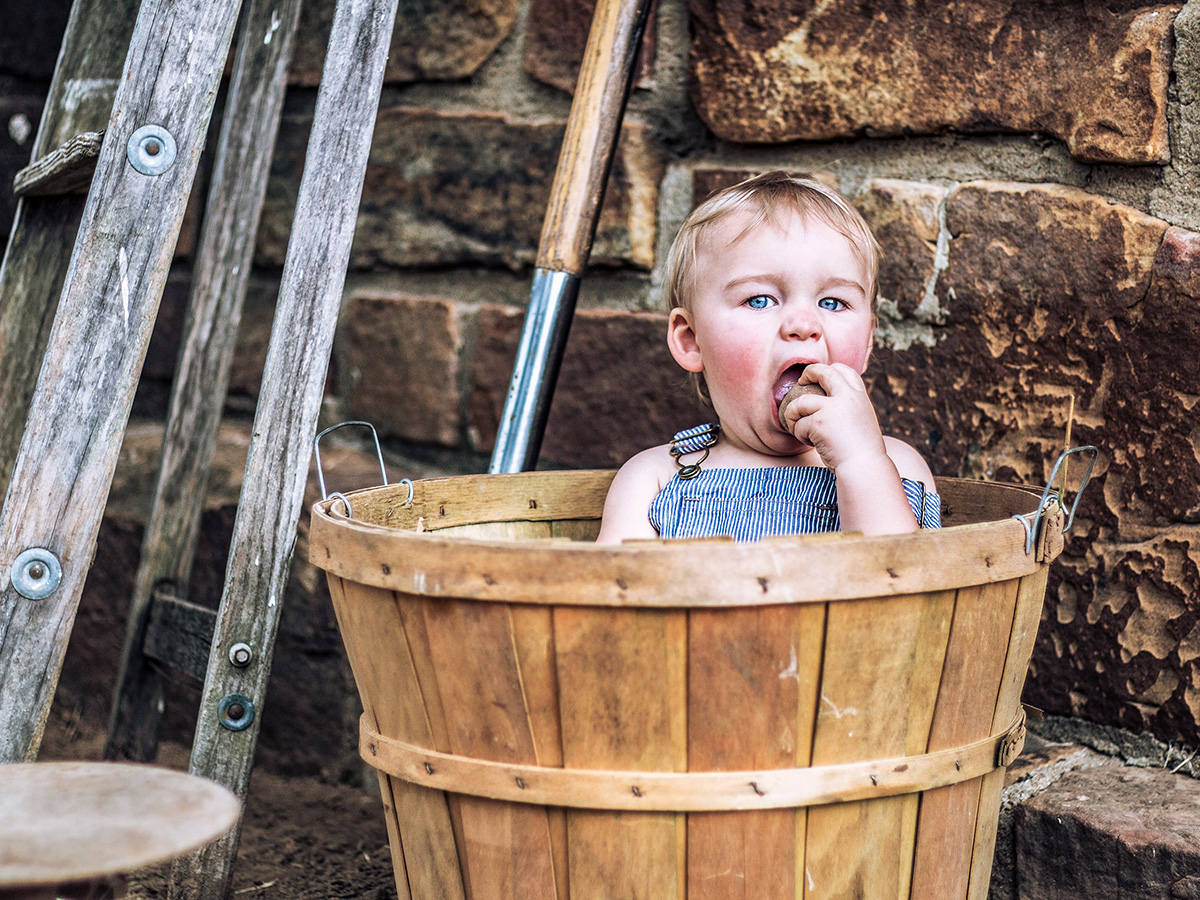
781,304 -> 821,339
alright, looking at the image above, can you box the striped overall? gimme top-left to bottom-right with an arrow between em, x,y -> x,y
649,424 -> 942,541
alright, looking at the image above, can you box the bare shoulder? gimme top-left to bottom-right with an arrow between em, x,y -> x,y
595,444 -> 677,544
883,436 -> 937,492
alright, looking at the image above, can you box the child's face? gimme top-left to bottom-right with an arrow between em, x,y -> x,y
668,208 -> 875,455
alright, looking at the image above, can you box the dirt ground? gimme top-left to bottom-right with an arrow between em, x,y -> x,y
41,729 -> 401,900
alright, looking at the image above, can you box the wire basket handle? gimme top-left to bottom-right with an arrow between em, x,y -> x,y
1012,445 -> 1099,555
313,421 -> 408,519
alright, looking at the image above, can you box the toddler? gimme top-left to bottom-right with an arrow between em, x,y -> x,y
596,171 -> 941,543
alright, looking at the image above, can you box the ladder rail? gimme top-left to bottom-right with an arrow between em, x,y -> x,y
0,0 -> 243,761
0,0 -> 139,501
166,0 -> 401,895
104,0 -> 303,766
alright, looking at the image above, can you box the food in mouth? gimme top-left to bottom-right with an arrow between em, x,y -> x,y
776,368 -> 826,422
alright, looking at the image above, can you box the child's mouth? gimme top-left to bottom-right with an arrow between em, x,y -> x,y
773,364 -> 808,406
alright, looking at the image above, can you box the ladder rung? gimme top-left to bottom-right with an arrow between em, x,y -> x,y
142,587 -> 217,683
13,130 -> 104,198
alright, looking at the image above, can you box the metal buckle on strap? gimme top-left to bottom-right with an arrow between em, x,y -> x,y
670,423 -> 720,480
997,707 -> 1027,768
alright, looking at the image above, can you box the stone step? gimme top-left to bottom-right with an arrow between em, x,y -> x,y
1007,748 -> 1200,899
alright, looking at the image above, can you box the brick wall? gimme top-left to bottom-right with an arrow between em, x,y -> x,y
3,0 -> 1199,759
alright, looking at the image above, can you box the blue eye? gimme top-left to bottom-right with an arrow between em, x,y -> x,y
818,297 -> 846,311
745,295 -> 775,310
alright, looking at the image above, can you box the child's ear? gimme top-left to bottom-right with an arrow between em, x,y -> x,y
667,307 -> 704,373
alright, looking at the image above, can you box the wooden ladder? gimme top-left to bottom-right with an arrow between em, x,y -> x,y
0,0 -> 399,896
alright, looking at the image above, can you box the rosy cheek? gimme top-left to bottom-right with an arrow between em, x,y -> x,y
710,338 -> 762,383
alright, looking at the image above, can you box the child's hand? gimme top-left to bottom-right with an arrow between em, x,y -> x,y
779,363 -> 889,474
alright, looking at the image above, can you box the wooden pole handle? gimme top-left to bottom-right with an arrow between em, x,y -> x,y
535,0 -> 653,273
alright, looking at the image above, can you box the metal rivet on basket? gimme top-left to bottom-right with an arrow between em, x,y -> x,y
11,548 -> 62,600
127,125 -> 177,175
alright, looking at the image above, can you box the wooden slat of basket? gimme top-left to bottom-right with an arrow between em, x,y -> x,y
909,579 -> 1020,898
352,471 -> 616,528
421,596 -> 558,899
792,606 -> 826,899
511,605 -> 570,900
397,593 -> 472,893
550,518 -> 603,542
685,606 -> 824,899
803,595 -> 930,897
372,768 -> 414,900
555,606 -> 687,900
966,566 -> 1049,899
329,578 -> 466,900
309,500 -> 1051,608
896,589 -> 957,899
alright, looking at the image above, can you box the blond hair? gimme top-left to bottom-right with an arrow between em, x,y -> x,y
668,171 -> 880,312
665,171 -> 881,404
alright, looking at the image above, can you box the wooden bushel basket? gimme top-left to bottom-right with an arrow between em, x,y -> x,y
308,470 -> 1069,899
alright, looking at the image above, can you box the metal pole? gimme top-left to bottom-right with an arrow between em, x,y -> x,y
488,0 -> 654,473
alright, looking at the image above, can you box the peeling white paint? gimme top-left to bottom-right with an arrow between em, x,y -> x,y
779,645 -> 800,682
118,247 -> 130,328
820,693 -> 859,719
265,9 -> 282,45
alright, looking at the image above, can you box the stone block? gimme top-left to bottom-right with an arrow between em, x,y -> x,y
339,292 -> 461,448
523,0 -> 657,94
690,166 -> 840,205
990,731 -> 1114,900
858,179 -> 947,320
468,304 -> 710,467
1015,765 -> 1200,899
882,180 -> 1167,492
257,107 -> 664,271
687,0 -> 1178,164
288,0 -> 516,86
853,180 -> 1200,748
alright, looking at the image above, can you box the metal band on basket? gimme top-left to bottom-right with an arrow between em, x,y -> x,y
359,709 -> 1026,812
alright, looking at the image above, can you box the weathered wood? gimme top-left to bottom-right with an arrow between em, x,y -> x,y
309,476 -> 1052,609
0,0 -> 242,763
0,0 -> 139,502
421,597 -> 558,899
166,0 -> 400,894
510,604 -> 570,900
909,580 -> 1020,899
802,595 -> 933,897
965,566 -> 1050,899
0,761 -> 239,889
359,713 -> 1024,811
536,0 -> 655,273
333,580 -> 465,900
686,606 -> 822,900
142,590 -> 217,683
105,0 -> 302,766
321,474 -> 1065,899
12,131 -> 103,197
394,591 -> 472,899
555,606 -> 687,900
